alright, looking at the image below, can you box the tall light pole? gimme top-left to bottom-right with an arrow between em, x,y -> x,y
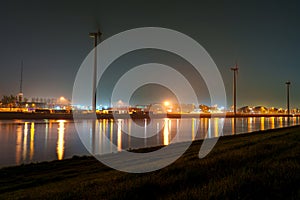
18,60 -> 23,103
231,63 -> 239,116
286,81 -> 291,116
89,30 -> 101,112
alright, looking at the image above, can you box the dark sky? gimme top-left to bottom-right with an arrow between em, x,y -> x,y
0,0 -> 299,108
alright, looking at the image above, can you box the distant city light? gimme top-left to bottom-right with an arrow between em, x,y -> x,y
164,101 -> 170,107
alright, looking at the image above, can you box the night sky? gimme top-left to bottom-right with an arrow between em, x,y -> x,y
0,0 -> 299,108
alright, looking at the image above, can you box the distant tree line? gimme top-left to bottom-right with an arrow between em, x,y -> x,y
30,97 -> 57,104
0,94 -> 59,108
0,94 -> 28,108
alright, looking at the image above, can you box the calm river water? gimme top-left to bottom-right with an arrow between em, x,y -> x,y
0,116 -> 299,167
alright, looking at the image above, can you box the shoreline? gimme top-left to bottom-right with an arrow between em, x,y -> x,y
0,111 -> 297,120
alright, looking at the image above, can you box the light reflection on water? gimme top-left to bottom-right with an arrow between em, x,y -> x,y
0,116 -> 299,168
15,125 -> 22,165
23,122 -> 28,163
57,120 -> 65,160
30,122 -> 34,160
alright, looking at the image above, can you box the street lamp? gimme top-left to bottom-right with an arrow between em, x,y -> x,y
89,30 -> 102,112
286,81 -> 291,116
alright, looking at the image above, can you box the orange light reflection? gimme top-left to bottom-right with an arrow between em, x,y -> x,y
57,120 -> 65,160
29,122 -> 35,160
163,119 -> 169,145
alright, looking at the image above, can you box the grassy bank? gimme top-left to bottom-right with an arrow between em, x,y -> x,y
0,127 -> 299,199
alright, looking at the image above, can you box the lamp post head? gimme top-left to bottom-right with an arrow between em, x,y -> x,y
286,81 -> 291,85
89,31 -> 102,38
231,67 -> 238,71
230,63 -> 239,71
89,33 -> 96,38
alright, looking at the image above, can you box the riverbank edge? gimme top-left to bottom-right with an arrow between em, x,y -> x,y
0,111 -> 297,120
